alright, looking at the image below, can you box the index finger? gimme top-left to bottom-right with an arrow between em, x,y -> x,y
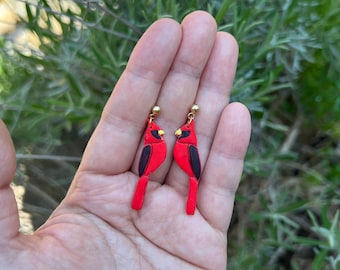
78,19 -> 182,175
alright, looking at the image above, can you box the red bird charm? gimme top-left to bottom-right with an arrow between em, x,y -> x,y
131,107 -> 166,210
174,105 -> 201,215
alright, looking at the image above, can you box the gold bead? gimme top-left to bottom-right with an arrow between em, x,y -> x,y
152,105 -> 161,116
175,128 -> 182,136
191,104 -> 199,114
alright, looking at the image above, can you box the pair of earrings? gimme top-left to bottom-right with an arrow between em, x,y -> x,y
131,105 -> 201,215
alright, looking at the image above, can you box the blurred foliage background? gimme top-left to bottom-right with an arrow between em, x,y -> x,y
0,0 -> 339,269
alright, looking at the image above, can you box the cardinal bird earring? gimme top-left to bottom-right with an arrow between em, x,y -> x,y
131,106 -> 167,210
174,104 -> 201,215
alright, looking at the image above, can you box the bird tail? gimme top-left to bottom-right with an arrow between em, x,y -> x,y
186,177 -> 198,215
131,175 -> 149,210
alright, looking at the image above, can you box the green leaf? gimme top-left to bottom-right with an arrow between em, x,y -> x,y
312,249 -> 327,270
215,0 -> 232,25
277,200 -> 308,214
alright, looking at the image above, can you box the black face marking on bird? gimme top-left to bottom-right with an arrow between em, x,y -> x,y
151,130 -> 161,139
178,130 -> 190,139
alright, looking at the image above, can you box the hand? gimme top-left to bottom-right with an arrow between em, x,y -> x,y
0,11 -> 251,270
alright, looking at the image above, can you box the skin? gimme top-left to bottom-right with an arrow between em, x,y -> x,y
0,11 -> 251,270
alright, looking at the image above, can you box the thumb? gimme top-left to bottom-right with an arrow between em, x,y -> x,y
0,120 -> 20,240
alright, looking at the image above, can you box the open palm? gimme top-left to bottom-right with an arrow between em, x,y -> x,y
0,11 -> 251,270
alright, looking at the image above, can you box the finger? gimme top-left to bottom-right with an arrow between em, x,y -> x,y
133,11 -> 217,181
197,103 -> 251,231
166,31 -> 238,190
157,11 -> 217,125
195,32 -> 239,161
0,120 -> 20,240
78,18 -> 182,175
